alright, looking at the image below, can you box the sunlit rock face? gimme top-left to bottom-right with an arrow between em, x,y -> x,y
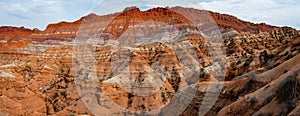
71,7 -> 219,115
0,6 -> 300,116
224,27 -> 300,80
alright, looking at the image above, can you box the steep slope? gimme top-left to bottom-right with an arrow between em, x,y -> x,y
179,43 -> 300,115
224,27 -> 300,80
171,6 -> 277,34
0,26 -> 40,41
0,6 -> 299,116
218,54 -> 300,116
0,26 -> 40,50
0,6 -> 279,44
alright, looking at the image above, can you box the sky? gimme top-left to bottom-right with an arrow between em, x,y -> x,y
0,0 -> 299,30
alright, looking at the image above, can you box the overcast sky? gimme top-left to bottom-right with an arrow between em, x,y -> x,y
0,0 -> 299,30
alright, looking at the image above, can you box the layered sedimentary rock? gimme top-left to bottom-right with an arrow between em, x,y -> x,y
0,26 -> 40,41
0,26 -> 40,50
224,27 -> 300,80
0,7 -> 277,43
0,6 -> 299,116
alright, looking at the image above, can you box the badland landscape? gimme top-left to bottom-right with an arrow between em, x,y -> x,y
0,6 -> 300,116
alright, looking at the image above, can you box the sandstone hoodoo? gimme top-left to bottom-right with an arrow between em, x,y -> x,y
0,6 -> 299,116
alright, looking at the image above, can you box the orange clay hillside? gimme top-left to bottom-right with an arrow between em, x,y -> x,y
0,6 -> 299,115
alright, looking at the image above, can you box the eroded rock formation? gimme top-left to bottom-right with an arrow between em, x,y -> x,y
0,6 -> 299,116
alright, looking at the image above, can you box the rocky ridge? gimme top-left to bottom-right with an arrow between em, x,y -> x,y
0,6 -> 299,115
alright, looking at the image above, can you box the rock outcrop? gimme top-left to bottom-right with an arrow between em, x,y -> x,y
0,6 -> 299,116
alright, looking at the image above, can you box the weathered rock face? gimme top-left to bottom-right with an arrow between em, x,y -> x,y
0,26 -> 39,50
0,26 -> 40,41
71,32 -> 212,114
0,7 -> 278,43
210,12 -> 276,34
30,20 -> 82,42
171,6 -> 277,34
0,6 -> 300,116
224,27 -> 300,80
180,32 -> 300,115
103,7 -> 195,38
